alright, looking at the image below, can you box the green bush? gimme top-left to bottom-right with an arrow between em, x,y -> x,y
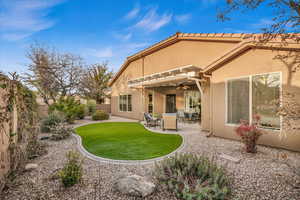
76,104 -> 86,119
155,153 -> 230,200
86,100 -> 97,115
50,123 -> 73,141
92,110 -> 109,121
49,97 -> 85,123
59,151 -> 83,187
40,112 -> 64,133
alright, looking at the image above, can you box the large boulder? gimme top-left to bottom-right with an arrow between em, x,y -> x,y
115,174 -> 155,197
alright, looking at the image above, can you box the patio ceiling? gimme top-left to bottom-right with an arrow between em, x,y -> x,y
128,65 -> 202,88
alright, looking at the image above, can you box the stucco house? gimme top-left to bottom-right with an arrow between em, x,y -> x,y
109,32 -> 300,151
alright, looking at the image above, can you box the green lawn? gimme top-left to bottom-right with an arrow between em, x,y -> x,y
74,122 -> 183,160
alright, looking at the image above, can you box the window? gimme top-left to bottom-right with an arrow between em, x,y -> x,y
184,91 -> 201,113
127,95 -> 132,111
252,73 -> 280,129
227,78 -> 250,124
227,72 -> 281,130
119,94 -> 132,112
148,94 -> 153,114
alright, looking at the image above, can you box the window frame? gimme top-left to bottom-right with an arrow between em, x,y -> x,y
118,94 -> 132,112
225,72 -> 282,131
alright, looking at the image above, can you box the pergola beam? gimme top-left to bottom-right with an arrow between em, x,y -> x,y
128,65 -> 202,87
188,77 -> 205,96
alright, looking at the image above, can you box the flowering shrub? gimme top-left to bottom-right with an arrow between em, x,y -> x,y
235,115 -> 263,153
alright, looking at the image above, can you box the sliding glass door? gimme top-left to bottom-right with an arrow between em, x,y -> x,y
184,91 -> 201,113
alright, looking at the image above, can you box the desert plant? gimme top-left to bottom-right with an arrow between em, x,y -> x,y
155,153 -> 230,200
40,112 -> 64,133
86,99 -> 97,115
92,110 -> 109,121
235,115 -> 263,153
49,97 -> 83,123
59,151 -> 83,187
76,104 -> 86,119
26,139 -> 47,159
50,123 -> 73,141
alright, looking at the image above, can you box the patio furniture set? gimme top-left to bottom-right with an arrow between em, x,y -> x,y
144,111 -> 200,131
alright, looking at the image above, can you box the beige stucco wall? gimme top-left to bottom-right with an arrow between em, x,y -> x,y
111,40 -> 236,120
211,48 -> 300,151
143,40 -> 237,75
111,59 -> 144,119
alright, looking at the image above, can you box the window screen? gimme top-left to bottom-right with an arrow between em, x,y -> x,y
227,78 -> 250,124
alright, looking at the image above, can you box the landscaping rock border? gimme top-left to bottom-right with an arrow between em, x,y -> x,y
72,120 -> 186,165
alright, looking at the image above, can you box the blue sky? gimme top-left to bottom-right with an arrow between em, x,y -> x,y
0,0 -> 273,73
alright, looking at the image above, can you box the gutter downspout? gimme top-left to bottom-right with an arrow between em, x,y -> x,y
141,56 -> 145,120
209,77 -> 213,136
206,74 -> 213,137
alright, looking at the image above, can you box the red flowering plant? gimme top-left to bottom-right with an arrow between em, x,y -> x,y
235,115 -> 263,153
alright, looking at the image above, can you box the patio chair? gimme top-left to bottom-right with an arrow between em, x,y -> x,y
177,110 -> 185,123
184,112 -> 192,122
192,112 -> 200,122
144,113 -> 158,127
162,113 -> 178,131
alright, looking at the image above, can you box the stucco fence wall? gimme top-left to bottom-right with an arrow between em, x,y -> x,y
96,104 -> 111,114
0,89 -> 11,190
37,105 -> 49,119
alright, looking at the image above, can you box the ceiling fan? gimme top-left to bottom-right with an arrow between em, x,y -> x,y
176,84 -> 190,90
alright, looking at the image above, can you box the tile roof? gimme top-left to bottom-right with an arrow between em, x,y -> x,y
109,32 -> 300,86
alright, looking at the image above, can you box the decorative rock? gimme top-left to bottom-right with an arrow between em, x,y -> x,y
25,163 -> 38,171
115,175 -> 155,197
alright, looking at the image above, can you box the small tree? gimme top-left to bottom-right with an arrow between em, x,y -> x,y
79,63 -> 113,104
23,44 -> 60,105
23,44 -> 84,105
218,0 -> 300,41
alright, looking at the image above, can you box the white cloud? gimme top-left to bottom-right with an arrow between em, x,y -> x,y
133,7 -> 172,32
124,4 -> 140,20
0,0 -> 65,41
87,47 -> 113,58
113,32 -> 132,41
175,14 -> 192,24
123,42 -> 149,52
1,32 -> 33,41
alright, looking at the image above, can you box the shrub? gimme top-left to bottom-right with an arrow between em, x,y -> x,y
235,115 -> 263,153
76,104 -> 86,119
50,123 -> 73,141
92,110 -> 109,121
40,112 -> 64,133
49,97 -> 84,123
26,139 -> 47,159
86,100 -> 97,115
26,129 -> 48,159
59,151 -> 83,187
155,153 -> 230,200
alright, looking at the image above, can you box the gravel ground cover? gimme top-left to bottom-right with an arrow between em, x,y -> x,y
2,117 -> 300,200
